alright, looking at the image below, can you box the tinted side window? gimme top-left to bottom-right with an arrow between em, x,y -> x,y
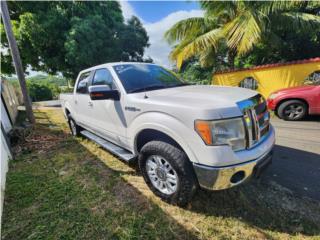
76,72 -> 91,94
92,69 -> 116,89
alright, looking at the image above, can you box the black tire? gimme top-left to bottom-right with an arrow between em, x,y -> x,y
277,100 -> 307,121
139,141 -> 198,206
68,115 -> 81,136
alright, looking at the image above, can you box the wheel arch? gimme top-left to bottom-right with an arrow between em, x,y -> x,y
129,111 -> 199,164
135,129 -> 182,153
133,127 -> 198,164
275,98 -> 309,114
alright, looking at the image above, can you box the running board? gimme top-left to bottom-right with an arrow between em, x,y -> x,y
81,130 -> 136,162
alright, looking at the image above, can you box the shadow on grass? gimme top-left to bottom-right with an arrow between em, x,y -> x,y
2,110 -> 198,240
3,109 -> 320,239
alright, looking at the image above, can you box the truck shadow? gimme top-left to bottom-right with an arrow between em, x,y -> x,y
262,144 -> 320,201
189,144 -> 320,237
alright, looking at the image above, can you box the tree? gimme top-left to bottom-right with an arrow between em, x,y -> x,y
1,1 -> 151,81
120,16 -> 150,62
1,0 -> 35,124
165,1 -> 320,70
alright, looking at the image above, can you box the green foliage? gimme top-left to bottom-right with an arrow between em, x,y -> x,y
27,81 -> 53,102
165,1 -> 320,70
1,1 -> 151,79
235,24 -> 320,68
178,59 -> 213,85
10,74 -> 69,101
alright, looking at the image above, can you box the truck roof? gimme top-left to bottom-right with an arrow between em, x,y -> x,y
80,62 -> 156,74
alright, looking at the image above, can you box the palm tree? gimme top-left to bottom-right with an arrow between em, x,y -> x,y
165,1 -> 320,70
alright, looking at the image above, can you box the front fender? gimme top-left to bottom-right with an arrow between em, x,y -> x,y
128,111 -> 199,164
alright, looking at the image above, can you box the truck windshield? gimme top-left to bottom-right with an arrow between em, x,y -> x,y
113,64 -> 188,93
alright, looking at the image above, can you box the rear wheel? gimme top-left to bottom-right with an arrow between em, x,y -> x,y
277,100 -> 307,121
139,141 -> 198,206
68,115 -> 81,136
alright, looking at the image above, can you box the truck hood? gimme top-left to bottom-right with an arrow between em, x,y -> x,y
133,85 -> 258,119
145,85 -> 257,107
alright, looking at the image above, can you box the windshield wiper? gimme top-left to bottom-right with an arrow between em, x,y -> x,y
128,84 -> 166,93
167,83 -> 191,88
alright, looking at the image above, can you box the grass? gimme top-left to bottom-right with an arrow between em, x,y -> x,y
2,108 -> 320,239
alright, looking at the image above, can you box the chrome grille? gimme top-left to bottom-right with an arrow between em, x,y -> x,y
237,94 -> 270,148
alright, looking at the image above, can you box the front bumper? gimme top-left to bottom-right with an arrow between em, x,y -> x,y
193,149 -> 273,190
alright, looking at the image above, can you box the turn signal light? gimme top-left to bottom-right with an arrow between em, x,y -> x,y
195,120 -> 212,145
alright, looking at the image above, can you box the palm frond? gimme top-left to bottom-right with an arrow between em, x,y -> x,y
201,1 -> 237,19
198,47 -> 216,68
223,11 -> 264,55
164,17 -> 207,44
260,1 -> 304,16
171,28 -> 223,69
281,12 -> 320,27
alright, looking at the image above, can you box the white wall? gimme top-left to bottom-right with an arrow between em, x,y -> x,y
1,100 -> 12,133
0,126 -> 12,229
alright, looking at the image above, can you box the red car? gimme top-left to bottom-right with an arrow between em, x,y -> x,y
267,85 -> 320,120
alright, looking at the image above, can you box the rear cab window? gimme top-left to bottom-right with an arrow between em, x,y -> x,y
76,71 -> 91,94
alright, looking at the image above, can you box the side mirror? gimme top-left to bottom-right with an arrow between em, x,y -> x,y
88,85 -> 120,101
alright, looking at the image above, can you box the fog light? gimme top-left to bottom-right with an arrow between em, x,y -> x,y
230,171 -> 245,184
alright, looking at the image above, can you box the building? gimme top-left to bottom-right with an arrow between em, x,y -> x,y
1,78 -> 19,224
213,58 -> 320,98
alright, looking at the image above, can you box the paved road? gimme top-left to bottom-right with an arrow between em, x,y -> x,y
262,116 -> 320,201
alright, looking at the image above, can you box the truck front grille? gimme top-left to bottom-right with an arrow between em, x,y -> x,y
237,94 -> 270,148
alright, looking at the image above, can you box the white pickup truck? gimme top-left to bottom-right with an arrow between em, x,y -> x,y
60,62 -> 275,206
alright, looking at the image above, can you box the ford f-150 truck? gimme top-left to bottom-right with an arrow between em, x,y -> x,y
60,62 -> 275,206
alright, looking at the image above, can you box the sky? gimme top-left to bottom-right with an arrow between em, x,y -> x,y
119,1 -> 203,67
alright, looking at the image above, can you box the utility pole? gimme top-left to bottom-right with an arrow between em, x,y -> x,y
1,0 -> 35,124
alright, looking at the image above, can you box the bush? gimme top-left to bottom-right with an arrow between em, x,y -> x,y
9,75 -> 68,102
27,82 -> 53,101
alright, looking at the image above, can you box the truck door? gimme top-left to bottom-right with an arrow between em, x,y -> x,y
88,68 -> 124,145
74,71 -> 94,128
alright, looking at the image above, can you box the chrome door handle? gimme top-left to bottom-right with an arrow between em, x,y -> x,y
88,101 -> 93,107
74,100 -> 78,104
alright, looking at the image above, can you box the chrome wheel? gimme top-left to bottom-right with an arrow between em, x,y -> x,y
284,104 -> 304,120
146,155 -> 178,195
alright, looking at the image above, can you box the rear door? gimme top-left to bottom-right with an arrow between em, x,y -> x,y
88,68 -> 124,144
74,71 -> 94,127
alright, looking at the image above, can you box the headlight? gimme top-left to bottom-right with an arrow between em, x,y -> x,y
195,118 -> 246,151
268,93 -> 279,100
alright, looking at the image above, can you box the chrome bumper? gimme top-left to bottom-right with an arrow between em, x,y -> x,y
193,150 -> 273,190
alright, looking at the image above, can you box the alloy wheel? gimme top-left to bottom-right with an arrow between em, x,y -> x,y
146,155 -> 178,195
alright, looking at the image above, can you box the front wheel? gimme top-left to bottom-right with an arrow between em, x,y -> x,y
277,100 -> 307,121
139,141 -> 198,206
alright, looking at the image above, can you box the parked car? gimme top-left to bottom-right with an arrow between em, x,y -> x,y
267,85 -> 320,120
60,62 -> 275,206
